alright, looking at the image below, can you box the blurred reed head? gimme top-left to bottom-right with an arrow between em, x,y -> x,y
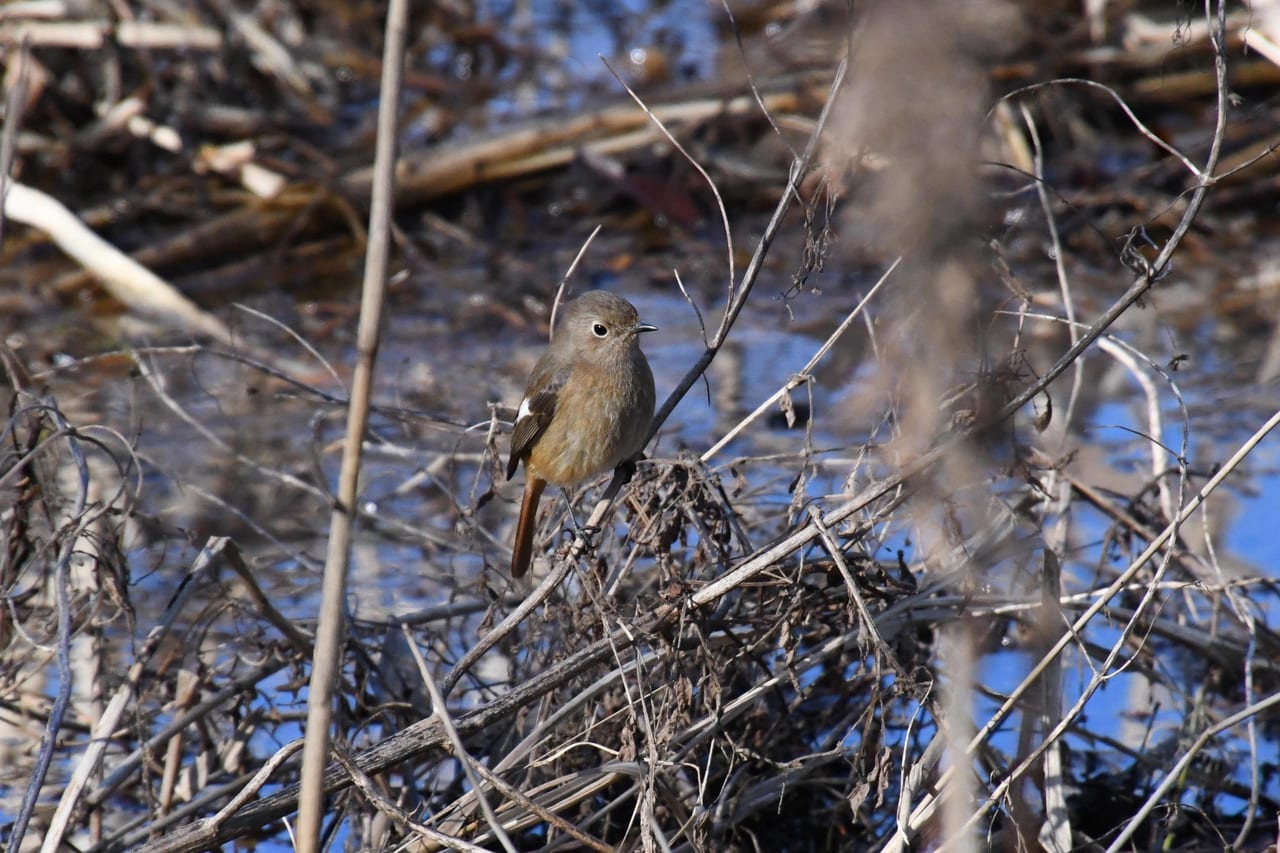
825,0 -> 1026,456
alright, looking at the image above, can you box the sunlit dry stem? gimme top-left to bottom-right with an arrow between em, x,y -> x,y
550,223 -> 602,335
702,257 -> 898,462
403,624 -> 517,853
330,749 -> 493,853
651,57 -> 849,441
296,0 -> 409,846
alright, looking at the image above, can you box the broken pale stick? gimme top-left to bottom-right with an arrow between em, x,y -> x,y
3,180 -> 233,344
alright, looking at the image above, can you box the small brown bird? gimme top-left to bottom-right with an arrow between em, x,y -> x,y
506,291 -> 657,578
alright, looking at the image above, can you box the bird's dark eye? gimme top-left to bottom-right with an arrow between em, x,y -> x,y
591,322 -> 609,338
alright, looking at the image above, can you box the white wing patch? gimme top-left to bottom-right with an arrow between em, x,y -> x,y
517,397 -> 532,421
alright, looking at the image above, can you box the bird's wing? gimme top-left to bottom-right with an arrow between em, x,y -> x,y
506,368 -> 566,480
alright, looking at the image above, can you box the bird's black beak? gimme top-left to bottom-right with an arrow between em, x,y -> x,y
633,322 -> 658,334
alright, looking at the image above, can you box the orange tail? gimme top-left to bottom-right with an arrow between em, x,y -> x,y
511,477 -> 547,578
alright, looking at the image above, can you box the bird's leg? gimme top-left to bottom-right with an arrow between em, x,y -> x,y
598,456 -> 639,504
559,490 -> 600,541
614,457 -> 638,485
563,458 -> 644,551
